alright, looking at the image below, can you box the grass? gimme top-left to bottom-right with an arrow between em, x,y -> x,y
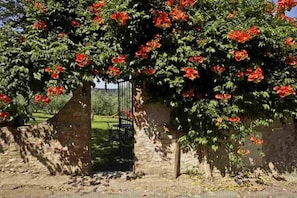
30,112 -> 133,172
29,112 -> 53,124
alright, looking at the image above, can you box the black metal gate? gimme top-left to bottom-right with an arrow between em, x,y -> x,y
107,79 -> 134,170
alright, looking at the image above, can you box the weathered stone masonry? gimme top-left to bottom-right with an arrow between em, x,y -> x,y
133,86 -> 297,177
0,84 -> 92,175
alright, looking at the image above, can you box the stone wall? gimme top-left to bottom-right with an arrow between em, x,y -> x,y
133,86 -> 297,177
0,84 -> 92,175
133,87 -> 199,178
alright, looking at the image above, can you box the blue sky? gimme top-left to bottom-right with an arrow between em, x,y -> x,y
273,0 -> 297,17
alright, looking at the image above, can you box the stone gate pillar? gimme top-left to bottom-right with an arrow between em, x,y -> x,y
49,83 -> 92,175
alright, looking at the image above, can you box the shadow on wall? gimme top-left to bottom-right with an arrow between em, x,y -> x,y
133,85 -> 297,177
261,119 -> 297,174
0,85 -> 92,175
133,86 -> 173,162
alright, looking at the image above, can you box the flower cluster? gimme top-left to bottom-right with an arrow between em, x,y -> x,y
211,65 -> 225,74
33,20 -> 47,30
273,85 -> 296,98
285,37 -> 296,48
170,7 -> 188,22
47,86 -> 64,96
227,10 -> 236,19
152,10 -> 171,29
34,86 -> 64,104
277,0 -> 297,13
230,49 -> 249,61
88,1 -> 106,14
71,19 -> 80,28
237,148 -> 250,156
246,67 -> 264,83
250,136 -> 264,145
45,65 -> 65,79
228,26 -> 259,43
215,93 -> 231,102
107,66 -> 120,76
226,116 -> 241,123
0,112 -> 10,120
34,95 -> 50,104
111,12 -> 130,25
183,88 -> 195,98
111,55 -> 126,64
142,68 -> 156,76
34,2 -> 47,13
0,94 -> 11,104
189,55 -> 204,64
166,0 -> 196,8
182,67 -> 199,80
285,55 -> 297,66
135,39 -> 161,59
75,53 -> 91,67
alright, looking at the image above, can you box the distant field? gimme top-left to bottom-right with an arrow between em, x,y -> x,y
30,112 -> 118,129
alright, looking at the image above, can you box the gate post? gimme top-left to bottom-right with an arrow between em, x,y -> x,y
49,82 -> 92,175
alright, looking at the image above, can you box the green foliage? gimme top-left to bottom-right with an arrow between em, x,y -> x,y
91,89 -> 118,116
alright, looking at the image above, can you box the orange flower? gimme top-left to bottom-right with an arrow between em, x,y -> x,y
273,85 -> 296,98
285,37 -> 296,47
189,55 -> 204,64
278,0 -> 297,12
170,7 -> 188,21
42,96 -> 50,104
111,55 -> 126,64
247,67 -> 264,83
111,12 -> 130,25
142,68 -> 156,76
246,26 -> 260,37
215,93 -> 231,102
93,16 -> 103,24
53,86 -> 64,95
75,53 -> 91,67
51,73 -> 59,79
181,67 -> 199,80
234,49 -> 249,61
227,10 -> 236,19
211,65 -> 225,74
228,26 -> 259,43
107,66 -> 121,76
226,116 -> 241,123
71,19 -> 80,28
250,136 -> 264,145
179,0 -> 196,7
135,39 -> 161,59
183,88 -> 195,98
0,94 -> 11,103
34,95 -> 42,103
0,112 -> 10,120
237,148 -> 250,156
236,71 -> 245,80
285,55 -> 297,66
55,65 -> 65,73
34,2 -> 47,13
33,20 -> 47,30
152,10 -> 171,29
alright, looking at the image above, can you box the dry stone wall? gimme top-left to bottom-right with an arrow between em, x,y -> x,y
0,84 -> 92,175
133,86 -> 297,178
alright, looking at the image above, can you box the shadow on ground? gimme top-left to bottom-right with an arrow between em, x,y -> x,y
91,128 -> 133,172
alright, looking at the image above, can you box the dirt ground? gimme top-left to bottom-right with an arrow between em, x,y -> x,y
1,170 -> 297,198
